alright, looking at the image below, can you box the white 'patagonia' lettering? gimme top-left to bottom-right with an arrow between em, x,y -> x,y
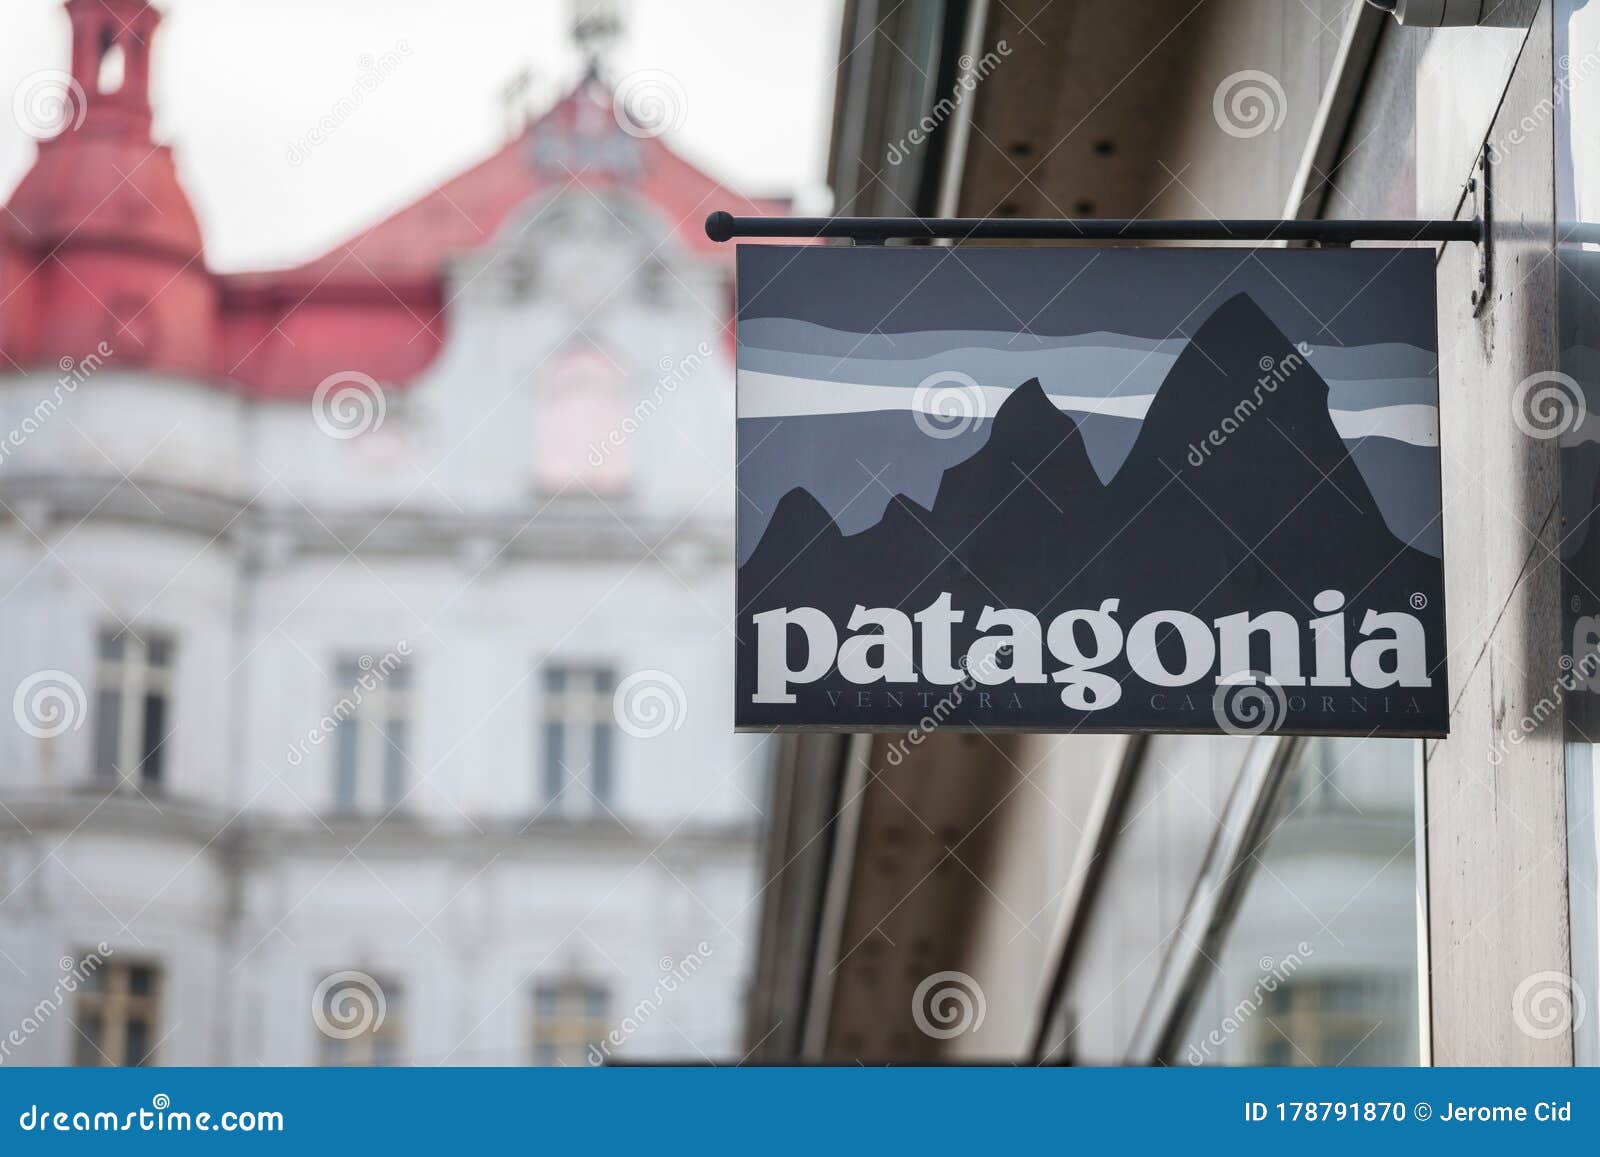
751,589 -> 1429,708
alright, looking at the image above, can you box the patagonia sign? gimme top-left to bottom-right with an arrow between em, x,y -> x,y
734,246 -> 1446,736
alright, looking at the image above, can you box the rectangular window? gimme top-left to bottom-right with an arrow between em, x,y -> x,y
539,665 -> 615,817
1255,976 -> 1409,1066
536,349 -> 630,495
72,958 -> 161,1066
328,655 -> 413,815
92,629 -> 174,788
531,980 -> 609,1066
316,974 -> 402,1066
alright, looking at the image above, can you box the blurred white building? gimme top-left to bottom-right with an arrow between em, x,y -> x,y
0,0 -> 778,1065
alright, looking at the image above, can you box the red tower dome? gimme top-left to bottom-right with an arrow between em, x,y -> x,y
1,0 -> 216,377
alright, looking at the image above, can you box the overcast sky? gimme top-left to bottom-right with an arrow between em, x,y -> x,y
0,0 -> 840,271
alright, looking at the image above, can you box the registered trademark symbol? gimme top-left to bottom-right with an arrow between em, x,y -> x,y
1409,592 -> 1428,610
1575,596 -> 1584,613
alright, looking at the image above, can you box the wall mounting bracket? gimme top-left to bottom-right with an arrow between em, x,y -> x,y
1471,145 -> 1493,316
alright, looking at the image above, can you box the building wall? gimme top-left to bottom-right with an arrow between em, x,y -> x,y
1422,3 -> 1571,1065
1146,0 -> 1355,219
0,181 -> 765,1066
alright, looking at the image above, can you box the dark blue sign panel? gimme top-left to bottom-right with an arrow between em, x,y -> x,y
734,246 -> 1446,736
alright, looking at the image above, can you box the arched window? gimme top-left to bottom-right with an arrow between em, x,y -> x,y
97,33 -> 125,95
536,344 -> 629,494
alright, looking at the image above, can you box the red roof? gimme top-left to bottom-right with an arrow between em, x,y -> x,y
274,84 -> 785,285
0,2 -> 788,397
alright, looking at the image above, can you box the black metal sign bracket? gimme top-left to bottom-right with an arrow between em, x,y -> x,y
704,211 -> 1483,248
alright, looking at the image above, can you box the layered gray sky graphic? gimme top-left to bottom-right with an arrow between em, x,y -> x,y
735,249 -> 1445,566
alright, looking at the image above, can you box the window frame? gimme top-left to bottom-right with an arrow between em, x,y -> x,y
315,973 -> 403,1067
531,978 -> 611,1066
93,628 -> 175,790
1030,735 -> 1304,1064
72,956 -> 162,1067
538,663 -> 617,819
533,345 -> 632,497
328,653 -> 414,816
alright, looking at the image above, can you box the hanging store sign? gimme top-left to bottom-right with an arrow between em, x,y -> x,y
733,245 -> 1447,736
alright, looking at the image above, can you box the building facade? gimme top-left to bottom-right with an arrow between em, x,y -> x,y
747,0 -> 1599,1067
0,0 -> 776,1066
